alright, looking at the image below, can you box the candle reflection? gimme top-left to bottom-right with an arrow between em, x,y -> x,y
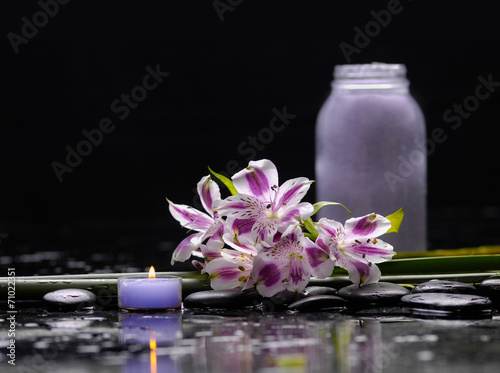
150,337 -> 157,373
120,312 -> 182,373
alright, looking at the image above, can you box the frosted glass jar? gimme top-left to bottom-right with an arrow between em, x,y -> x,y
315,63 -> 426,252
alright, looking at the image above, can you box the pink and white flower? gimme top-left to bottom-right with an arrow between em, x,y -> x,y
315,213 -> 395,285
251,225 -> 335,297
217,159 -> 314,246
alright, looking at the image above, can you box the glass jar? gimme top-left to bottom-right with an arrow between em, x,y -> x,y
315,62 -> 426,252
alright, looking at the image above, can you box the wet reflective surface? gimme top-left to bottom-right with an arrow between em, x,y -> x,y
1,306 -> 500,372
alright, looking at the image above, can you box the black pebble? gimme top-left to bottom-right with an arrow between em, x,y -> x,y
478,278 -> 500,302
42,288 -> 96,310
337,282 -> 410,306
303,286 -> 337,297
412,279 -> 476,294
401,293 -> 492,318
182,288 -> 262,309
288,295 -> 347,312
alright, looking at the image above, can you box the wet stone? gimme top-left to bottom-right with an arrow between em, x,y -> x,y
401,293 -> 492,318
412,279 -> 476,294
302,286 -> 337,297
337,282 -> 410,307
182,288 -> 262,309
477,278 -> 500,302
42,289 -> 96,310
288,295 -> 347,312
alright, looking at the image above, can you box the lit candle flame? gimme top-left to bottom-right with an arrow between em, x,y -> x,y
149,266 -> 156,279
150,337 -> 157,373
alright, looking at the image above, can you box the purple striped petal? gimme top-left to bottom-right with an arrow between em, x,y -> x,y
197,175 -> 221,216
217,194 -> 266,220
168,199 -> 213,231
276,177 -> 313,207
340,239 -> 394,263
232,160 -> 278,201
343,260 -> 381,285
170,233 -> 202,265
345,213 -> 391,239
205,258 -> 251,290
284,256 -> 310,291
304,243 -> 336,278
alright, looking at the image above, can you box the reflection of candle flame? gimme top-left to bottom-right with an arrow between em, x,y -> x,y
150,337 -> 157,373
149,266 -> 156,279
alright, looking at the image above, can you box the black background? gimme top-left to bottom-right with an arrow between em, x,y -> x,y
0,1 -> 499,273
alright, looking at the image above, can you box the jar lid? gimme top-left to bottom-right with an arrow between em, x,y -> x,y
334,62 -> 406,80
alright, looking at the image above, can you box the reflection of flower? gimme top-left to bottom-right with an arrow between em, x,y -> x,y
167,159 -> 401,297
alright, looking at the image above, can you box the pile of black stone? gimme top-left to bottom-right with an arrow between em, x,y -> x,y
182,278 -> 500,319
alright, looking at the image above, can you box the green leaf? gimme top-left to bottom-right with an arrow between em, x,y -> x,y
208,167 -> 238,196
385,207 -> 404,233
304,217 -> 318,239
312,201 -> 351,216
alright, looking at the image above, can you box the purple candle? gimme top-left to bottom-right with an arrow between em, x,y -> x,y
118,267 -> 182,310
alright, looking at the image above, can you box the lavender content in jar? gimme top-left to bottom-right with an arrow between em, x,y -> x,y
315,63 -> 426,252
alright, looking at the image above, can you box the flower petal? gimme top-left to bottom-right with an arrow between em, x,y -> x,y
204,258 -> 250,290
343,260 -> 381,285
197,175 -> 221,217
315,218 -> 345,254
251,257 -> 286,297
217,194 -> 266,220
340,239 -> 395,264
171,233 -> 202,265
304,241 -> 336,278
344,213 -> 391,239
168,199 -> 213,232
232,159 -> 278,202
284,256 -> 310,293
276,177 -> 313,207
278,202 -> 314,226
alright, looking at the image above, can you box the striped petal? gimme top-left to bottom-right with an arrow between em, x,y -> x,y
252,256 -> 287,297
342,260 -> 381,285
344,213 -> 391,240
304,241 -> 336,278
217,194 -> 266,220
232,159 -> 278,202
197,175 -> 221,217
170,233 -> 203,265
340,239 -> 395,264
168,199 -> 213,232
276,177 -> 313,207
204,257 -> 252,290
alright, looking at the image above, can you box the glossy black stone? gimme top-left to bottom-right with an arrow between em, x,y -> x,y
288,295 -> 347,312
302,286 -> 337,297
412,279 -> 476,294
337,282 -> 410,306
182,288 -> 262,309
401,293 -> 492,311
42,288 -> 96,310
477,278 -> 500,302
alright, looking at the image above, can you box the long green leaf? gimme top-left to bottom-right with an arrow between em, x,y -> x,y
378,255 -> 500,275
385,207 -> 404,233
312,201 -> 351,216
208,167 -> 238,195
